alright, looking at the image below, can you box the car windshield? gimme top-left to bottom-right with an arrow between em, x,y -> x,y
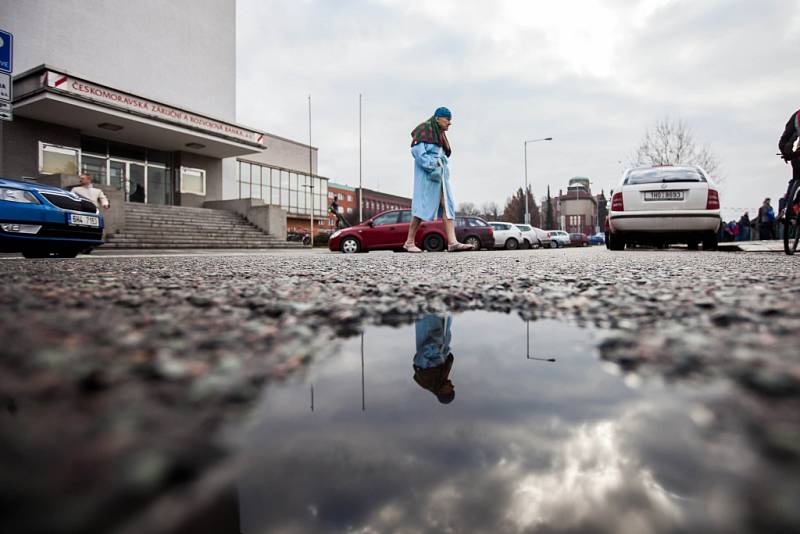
625,168 -> 706,185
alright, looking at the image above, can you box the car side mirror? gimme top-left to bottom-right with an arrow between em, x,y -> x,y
367,221 -> 374,227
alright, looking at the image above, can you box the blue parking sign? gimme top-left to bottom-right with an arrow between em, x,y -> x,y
0,30 -> 13,74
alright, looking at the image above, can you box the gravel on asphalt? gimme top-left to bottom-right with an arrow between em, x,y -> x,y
1,247 -> 799,533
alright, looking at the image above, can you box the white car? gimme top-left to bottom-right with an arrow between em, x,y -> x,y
607,165 -> 720,250
489,222 -> 524,250
546,230 -> 570,248
514,224 -> 542,248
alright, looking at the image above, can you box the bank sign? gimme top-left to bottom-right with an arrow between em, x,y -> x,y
0,29 -> 12,73
43,71 -> 266,147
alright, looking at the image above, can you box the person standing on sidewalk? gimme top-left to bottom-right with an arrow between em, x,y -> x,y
403,107 -> 473,253
757,198 -> 775,240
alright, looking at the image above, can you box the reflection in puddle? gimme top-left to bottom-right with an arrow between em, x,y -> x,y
228,312 -> 748,533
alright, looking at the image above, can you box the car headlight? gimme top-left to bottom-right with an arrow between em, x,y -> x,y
331,230 -> 343,239
0,187 -> 40,204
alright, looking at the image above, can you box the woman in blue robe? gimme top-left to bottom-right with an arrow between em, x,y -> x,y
403,107 -> 473,253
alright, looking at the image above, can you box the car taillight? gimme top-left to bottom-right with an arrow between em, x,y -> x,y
488,228 -> 494,236
706,189 -> 720,210
611,192 -> 624,211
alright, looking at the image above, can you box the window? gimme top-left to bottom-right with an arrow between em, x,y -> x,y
372,211 -> 399,226
338,193 -> 344,200
625,168 -> 706,185
180,167 -> 206,195
39,143 -> 80,175
347,207 -> 353,214
328,192 -> 334,199
398,210 -> 412,223
468,218 -> 487,227
81,155 -> 106,184
347,194 -> 352,202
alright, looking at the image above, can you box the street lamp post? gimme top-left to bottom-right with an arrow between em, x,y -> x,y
523,137 -> 553,225
301,183 -> 315,246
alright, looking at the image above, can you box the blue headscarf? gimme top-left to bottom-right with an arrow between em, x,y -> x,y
434,107 -> 452,120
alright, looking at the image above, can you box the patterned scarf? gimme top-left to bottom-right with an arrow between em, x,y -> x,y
411,117 -> 452,157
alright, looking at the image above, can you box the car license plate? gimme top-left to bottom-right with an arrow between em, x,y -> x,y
68,213 -> 100,227
644,190 -> 684,201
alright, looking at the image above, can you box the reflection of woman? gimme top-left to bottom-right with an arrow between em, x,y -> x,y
413,315 -> 455,404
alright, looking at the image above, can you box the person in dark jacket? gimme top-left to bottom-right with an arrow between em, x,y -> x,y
738,212 -> 751,241
779,109 -> 800,182
757,198 -> 776,240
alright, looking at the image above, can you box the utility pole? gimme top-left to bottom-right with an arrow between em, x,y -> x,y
308,94 -> 314,247
358,93 -> 363,223
523,137 -> 553,225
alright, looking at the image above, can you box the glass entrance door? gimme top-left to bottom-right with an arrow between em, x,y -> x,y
109,160 -> 147,203
109,160 -> 126,193
129,163 -> 145,203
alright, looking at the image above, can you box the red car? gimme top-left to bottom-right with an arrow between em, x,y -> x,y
568,233 -> 589,247
328,209 -> 494,253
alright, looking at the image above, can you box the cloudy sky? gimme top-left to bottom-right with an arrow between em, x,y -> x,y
237,0 -> 800,218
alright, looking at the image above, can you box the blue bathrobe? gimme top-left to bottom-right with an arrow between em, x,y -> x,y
411,142 -> 456,222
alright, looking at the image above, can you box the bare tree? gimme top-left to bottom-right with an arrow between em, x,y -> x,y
457,202 -> 480,216
630,118 -> 722,181
481,201 -> 500,220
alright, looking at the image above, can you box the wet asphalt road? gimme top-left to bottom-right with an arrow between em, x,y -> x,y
1,246 -> 799,533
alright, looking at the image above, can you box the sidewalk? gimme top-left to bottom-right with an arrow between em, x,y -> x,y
718,240 -> 785,252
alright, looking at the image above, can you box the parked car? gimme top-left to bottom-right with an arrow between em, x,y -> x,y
569,233 -> 589,247
531,226 -> 552,248
328,209 -> 494,253
488,221 -> 524,250
607,165 -> 720,250
546,230 -> 570,248
0,177 -> 104,258
589,232 -> 605,246
514,224 -> 542,249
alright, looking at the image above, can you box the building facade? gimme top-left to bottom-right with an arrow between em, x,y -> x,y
328,182 -> 357,228
0,0 -> 318,218
558,177 -> 598,235
357,188 -> 412,222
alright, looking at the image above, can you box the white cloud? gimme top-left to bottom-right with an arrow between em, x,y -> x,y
237,0 -> 800,214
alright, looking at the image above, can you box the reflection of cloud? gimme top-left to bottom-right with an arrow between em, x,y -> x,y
507,420 -> 683,533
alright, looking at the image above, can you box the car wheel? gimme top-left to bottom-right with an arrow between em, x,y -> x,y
423,233 -> 446,252
521,239 -> 531,250
608,233 -> 625,251
550,241 -> 557,249
54,249 -> 81,258
340,237 -> 361,254
687,240 -> 699,251
505,238 -> 519,250
22,250 -> 51,259
702,232 -> 718,251
465,236 -> 481,250
533,239 -> 541,249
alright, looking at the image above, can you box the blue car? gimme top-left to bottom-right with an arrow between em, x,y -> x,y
0,177 -> 104,258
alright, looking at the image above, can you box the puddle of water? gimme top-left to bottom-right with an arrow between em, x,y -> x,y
227,312 -> 753,534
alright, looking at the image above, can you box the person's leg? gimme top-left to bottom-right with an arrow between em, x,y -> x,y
405,217 -> 423,250
440,188 -> 458,245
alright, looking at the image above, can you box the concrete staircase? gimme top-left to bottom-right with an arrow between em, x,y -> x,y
103,204 -> 304,249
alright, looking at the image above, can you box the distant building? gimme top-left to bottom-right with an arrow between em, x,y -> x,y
357,188 -> 412,221
328,182 -> 357,229
558,177 -> 598,235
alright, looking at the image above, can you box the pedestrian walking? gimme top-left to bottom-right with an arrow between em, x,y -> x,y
757,198 -> 776,240
71,174 -> 110,210
403,107 -> 473,253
